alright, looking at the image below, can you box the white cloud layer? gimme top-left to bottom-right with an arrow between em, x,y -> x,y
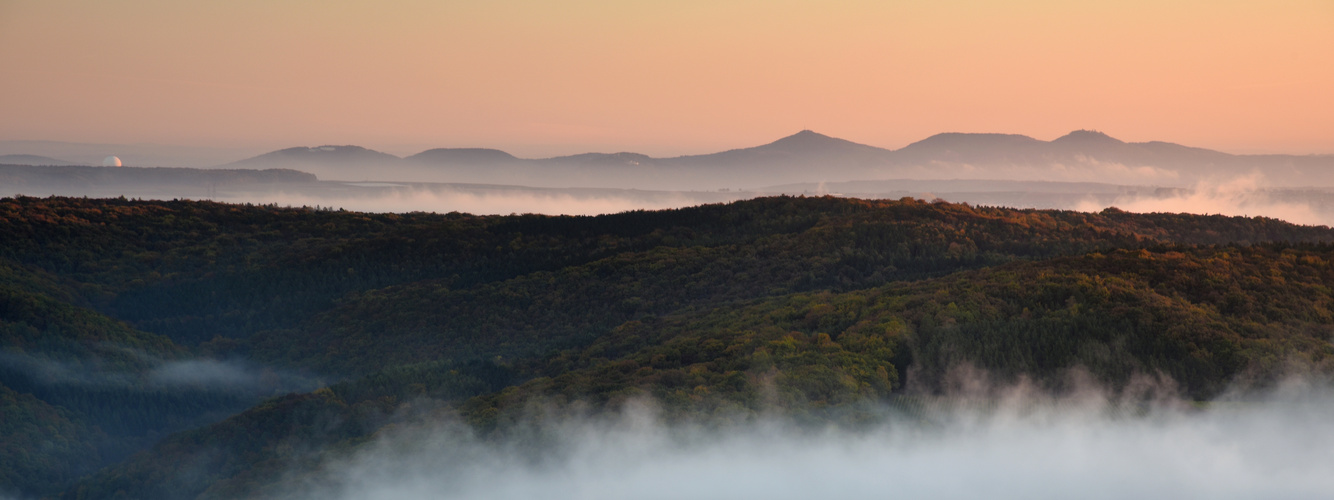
216,187 -> 744,216
1077,174 -> 1331,226
0,349 -> 312,394
281,380 -> 1334,500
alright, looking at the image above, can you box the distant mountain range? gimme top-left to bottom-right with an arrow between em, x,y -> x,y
222,130 -> 1334,189
0,154 -> 77,166
0,140 -> 267,168
6,131 -> 1331,190
0,164 -> 316,199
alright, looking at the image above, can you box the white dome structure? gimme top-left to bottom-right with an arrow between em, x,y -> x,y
103,156 -> 122,167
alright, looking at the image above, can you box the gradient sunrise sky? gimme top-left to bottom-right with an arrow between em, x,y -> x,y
1,0 -> 1330,157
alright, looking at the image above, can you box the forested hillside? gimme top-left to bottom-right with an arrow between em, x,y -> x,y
0,258 -> 298,498
3,195 -> 1334,499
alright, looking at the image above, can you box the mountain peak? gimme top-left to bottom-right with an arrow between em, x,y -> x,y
408,148 -> 519,164
226,144 -> 401,167
759,130 -> 883,153
267,145 -> 395,156
769,129 -> 834,145
789,129 -> 826,138
1053,129 -> 1124,145
0,154 -> 77,166
906,132 -> 1040,147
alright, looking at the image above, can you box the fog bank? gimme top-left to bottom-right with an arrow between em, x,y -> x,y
9,163 -> 1334,225
280,382 -> 1334,500
1078,175 -> 1333,227
217,185 -> 751,216
0,349 -> 314,395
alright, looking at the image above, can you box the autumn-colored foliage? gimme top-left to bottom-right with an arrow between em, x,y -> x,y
4,195 -> 1334,498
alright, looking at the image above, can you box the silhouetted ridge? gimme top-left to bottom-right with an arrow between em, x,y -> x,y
1053,129 -> 1125,145
901,132 -> 1041,151
227,145 -> 401,167
755,130 -> 886,154
0,154 -> 78,166
0,164 -> 318,187
895,133 -> 1046,163
665,130 -> 892,172
208,129 -> 1334,189
409,148 -> 519,164
547,152 -> 654,166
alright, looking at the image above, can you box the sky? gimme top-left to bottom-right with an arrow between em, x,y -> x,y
1,0 -> 1331,158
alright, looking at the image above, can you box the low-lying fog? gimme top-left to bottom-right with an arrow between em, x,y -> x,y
280,378 -> 1334,500
6,160 -> 1334,224
1074,175 -> 1334,227
130,177 -> 1334,226
0,348 -> 317,396
216,184 -> 752,216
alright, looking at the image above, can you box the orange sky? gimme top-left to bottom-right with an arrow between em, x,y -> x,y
1,0 -> 1331,157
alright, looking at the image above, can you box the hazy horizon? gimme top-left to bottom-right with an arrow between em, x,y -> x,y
3,1 -> 1331,157
6,128 -> 1331,172
7,127 -> 1334,164
8,126 -> 1334,226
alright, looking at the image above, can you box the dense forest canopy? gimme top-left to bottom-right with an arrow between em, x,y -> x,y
2,195 -> 1333,499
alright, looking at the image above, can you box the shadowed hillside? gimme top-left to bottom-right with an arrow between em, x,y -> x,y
2,195 -> 1334,498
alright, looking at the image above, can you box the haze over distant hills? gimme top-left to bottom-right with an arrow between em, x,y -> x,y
0,140 -> 266,168
0,164 -> 317,200
222,130 -> 1334,190
0,154 -> 77,166
7,130 -> 1334,221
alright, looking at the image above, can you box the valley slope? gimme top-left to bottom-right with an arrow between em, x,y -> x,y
1,196 -> 1333,499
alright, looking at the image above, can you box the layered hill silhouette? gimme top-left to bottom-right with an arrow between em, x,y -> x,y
0,164 -> 316,199
223,130 -> 1334,190
229,145 -> 402,172
407,147 -> 520,165
0,154 -> 77,166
